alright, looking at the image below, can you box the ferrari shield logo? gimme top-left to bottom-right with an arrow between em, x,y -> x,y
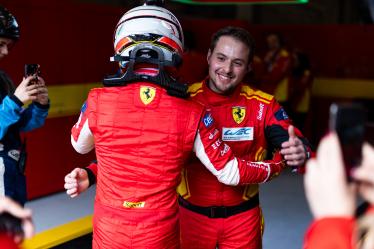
232,106 -> 246,124
140,86 -> 156,105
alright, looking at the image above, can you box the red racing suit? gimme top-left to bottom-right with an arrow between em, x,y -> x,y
303,217 -> 356,249
303,205 -> 374,249
0,235 -> 19,249
71,81 -> 286,249
177,80 -> 312,249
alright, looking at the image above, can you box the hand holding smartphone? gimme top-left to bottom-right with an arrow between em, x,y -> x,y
329,103 -> 366,181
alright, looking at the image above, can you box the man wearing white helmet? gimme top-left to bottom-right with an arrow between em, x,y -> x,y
67,1 -> 289,248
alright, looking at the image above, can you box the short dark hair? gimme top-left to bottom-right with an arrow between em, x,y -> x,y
209,26 -> 255,63
265,32 -> 285,47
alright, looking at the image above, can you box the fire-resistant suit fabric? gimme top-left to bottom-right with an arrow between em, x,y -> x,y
71,81 -> 287,249
0,235 -> 19,249
303,217 -> 355,249
177,79 -> 312,249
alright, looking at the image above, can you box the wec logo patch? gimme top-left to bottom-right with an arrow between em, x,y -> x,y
222,127 -> 254,141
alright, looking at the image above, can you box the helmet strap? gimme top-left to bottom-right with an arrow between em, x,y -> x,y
103,44 -> 188,98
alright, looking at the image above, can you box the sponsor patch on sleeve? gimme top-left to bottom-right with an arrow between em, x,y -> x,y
275,108 -> 289,121
203,112 -> 214,128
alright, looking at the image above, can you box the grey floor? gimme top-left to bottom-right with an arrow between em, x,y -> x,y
26,169 -> 313,249
25,186 -> 96,233
260,170 -> 313,249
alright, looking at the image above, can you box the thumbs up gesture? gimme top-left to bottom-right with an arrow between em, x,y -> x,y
280,125 -> 307,167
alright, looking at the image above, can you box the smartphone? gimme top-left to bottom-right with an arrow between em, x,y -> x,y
24,64 -> 40,77
24,64 -> 40,85
329,103 -> 366,181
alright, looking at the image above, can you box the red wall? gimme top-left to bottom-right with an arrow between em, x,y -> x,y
1,0 -> 122,84
1,1 -> 373,198
24,116 -> 96,198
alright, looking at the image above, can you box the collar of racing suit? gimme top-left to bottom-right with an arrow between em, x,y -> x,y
202,78 -> 243,106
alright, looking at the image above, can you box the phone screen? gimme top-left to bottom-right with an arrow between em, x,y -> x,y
329,103 -> 366,181
24,64 -> 40,77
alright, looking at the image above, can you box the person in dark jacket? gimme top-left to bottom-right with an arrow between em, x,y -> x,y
0,6 -> 49,205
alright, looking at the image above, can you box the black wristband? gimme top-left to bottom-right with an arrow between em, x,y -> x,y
82,167 -> 96,187
303,145 -> 311,159
9,94 -> 23,107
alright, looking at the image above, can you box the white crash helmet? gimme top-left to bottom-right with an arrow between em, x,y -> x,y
113,4 -> 184,68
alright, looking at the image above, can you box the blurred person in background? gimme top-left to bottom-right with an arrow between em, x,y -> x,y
261,32 -> 291,109
304,133 -> 374,249
244,54 -> 265,89
0,6 -> 49,206
287,49 -> 313,132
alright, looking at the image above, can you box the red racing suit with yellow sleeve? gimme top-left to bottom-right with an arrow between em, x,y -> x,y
177,80 -> 311,249
178,80 -> 308,206
71,82 -> 286,248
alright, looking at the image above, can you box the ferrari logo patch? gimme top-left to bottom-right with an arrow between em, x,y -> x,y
140,86 -> 156,105
232,106 -> 246,124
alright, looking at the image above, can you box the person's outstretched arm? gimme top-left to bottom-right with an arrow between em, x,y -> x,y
193,111 -> 287,185
64,161 -> 97,198
303,133 -> 356,249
